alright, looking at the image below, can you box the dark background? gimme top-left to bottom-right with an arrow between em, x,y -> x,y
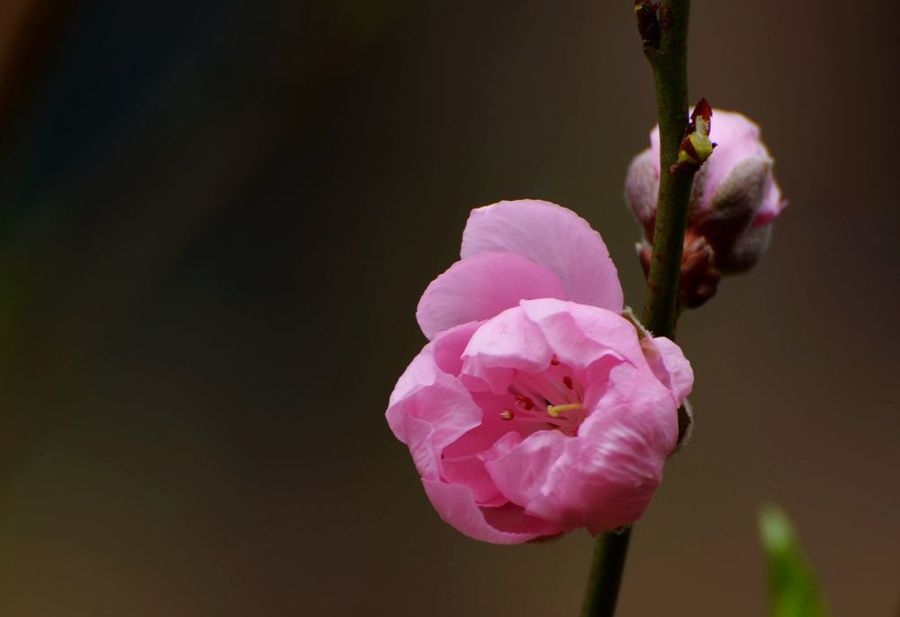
0,1 -> 897,615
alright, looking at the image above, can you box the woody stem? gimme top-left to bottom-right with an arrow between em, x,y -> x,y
580,2 -> 694,616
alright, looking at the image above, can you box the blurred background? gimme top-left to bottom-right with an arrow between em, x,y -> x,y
0,1 -> 897,615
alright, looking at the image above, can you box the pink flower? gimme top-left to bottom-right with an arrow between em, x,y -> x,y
626,109 -> 787,278
386,200 -> 693,544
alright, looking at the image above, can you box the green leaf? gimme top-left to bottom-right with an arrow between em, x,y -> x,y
758,505 -> 829,617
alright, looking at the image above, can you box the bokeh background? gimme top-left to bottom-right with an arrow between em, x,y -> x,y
0,1 -> 897,615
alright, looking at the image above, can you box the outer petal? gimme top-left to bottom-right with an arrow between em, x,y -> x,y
698,110 -> 768,211
700,156 -> 771,254
386,331 -> 483,479
719,221 -> 773,274
624,148 -> 660,237
461,200 -> 623,311
640,336 -> 694,405
422,480 -> 558,544
754,174 -> 787,227
431,321 -> 482,377
417,252 -> 567,340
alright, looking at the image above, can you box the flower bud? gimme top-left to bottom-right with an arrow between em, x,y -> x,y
625,109 -> 787,306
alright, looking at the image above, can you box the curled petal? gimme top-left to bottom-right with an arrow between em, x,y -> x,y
417,252 -> 567,340
640,336 -> 694,405
461,200 -> 623,311
483,429 -> 567,524
460,304 -> 554,393
519,299 -> 645,369
441,424 -> 523,507
386,344 -> 482,479
422,480 -> 558,544
431,321 -> 482,377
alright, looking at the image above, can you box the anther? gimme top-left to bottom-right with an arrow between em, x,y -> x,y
500,410 -> 514,420
547,403 -> 583,418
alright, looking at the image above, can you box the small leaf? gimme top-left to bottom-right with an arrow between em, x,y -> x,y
669,98 -> 716,174
758,505 -> 829,617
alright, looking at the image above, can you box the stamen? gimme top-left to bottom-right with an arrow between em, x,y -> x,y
500,410 -> 513,420
547,402 -> 583,417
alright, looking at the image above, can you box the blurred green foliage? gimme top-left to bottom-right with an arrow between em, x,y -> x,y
759,505 -> 828,617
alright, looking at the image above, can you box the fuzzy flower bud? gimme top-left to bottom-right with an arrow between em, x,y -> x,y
626,109 -> 787,307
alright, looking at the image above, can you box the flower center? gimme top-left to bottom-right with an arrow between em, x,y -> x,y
498,355 -> 586,436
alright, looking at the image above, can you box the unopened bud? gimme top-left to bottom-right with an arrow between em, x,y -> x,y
625,107 -> 787,306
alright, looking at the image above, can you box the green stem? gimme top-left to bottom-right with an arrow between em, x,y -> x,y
580,2 -> 694,615
579,529 -> 632,617
640,0 -> 694,339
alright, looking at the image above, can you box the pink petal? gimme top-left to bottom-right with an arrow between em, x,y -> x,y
483,429 -> 567,521
699,111 -> 769,212
416,252 -> 567,340
640,336 -> 694,405
753,174 -> 787,226
480,503 -> 564,537
578,363 -> 678,456
519,299 -> 646,369
441,427 -> 523,507
431,321 -> 482,376
389,413 -> 443,481
460,304 -> 554,394
624,149 -> 660,236
422,479 -> 551,544
460,200 -> 623,311
574,367 -> 677,533
386,345 -> 483,479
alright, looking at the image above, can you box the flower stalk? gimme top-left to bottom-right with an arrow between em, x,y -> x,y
580,1 -> 694,615
579,529 -> 632,617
